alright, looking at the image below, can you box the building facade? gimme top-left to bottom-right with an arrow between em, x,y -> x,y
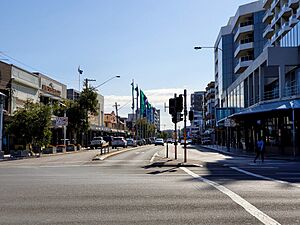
190,91 -> 206,137
205,81 -> 216,129
215,0 -> 300,156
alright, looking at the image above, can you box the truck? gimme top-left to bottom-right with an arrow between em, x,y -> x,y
90,137 -> 107,149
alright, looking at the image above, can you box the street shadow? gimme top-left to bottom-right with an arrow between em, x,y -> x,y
142,160 -> 200,175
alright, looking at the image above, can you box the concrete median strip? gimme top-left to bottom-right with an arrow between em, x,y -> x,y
92,146 -> 142,161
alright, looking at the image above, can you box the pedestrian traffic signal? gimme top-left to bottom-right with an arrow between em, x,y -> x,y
176,95 -> 183,112
188,111 -> 194,121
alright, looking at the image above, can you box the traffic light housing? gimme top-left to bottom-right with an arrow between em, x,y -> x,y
176,95 -> 183,112
188,111 -> 194,121
169,98 -> 176,115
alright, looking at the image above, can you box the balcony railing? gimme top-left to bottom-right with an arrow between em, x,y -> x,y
289,14 -> 298,27
284,84 -> 300,97
264,89 -> 279,101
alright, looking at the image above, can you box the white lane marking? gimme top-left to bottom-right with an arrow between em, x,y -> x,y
231,167 -> 300,189
193,164 -> 203,167
150,153 -> 159,163
180,167 -> 281,225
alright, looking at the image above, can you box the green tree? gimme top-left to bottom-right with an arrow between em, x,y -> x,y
6,100 -> 52,148
65,84 -> 98,145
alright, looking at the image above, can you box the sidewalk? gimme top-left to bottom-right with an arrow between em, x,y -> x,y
199,144 -> 300,161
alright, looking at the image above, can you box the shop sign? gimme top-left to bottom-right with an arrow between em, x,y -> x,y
42,83 -> 61,97
225,118 -> 236,127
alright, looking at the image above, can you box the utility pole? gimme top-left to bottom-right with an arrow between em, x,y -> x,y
184,89 -> 187,163
83,78 -> 96,147
135,85 -> 139,140
114,102 -> 120,135
174,93 -> 177,160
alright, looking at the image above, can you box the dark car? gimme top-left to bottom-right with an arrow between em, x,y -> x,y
103,136 -> 114,146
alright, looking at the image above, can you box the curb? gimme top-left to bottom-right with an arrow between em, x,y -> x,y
92,146 -> 143,161
197,145 -> 300,162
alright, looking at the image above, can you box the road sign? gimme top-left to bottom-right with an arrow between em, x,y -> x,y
55,117 -> 68,127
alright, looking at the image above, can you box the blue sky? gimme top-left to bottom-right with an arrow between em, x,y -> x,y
1,0 -> 253,129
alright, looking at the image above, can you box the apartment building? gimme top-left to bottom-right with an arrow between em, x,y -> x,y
190,91 -> 206,136
205,81 -> 216,129
216,0 -> 300,156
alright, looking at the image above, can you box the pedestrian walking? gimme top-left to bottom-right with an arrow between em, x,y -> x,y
254,137 -> 265,163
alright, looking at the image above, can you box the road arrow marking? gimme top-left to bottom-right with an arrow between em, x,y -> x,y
150,153 -> 159,163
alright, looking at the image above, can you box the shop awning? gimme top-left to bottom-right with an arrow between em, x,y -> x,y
230,99 -> 300,118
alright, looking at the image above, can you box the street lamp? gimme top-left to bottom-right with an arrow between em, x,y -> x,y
0,92 -> 6,155
93,75 -> 121,90
59,102 -> 67,146
194,46 -> 223,52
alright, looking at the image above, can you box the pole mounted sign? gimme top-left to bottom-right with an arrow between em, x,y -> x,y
55,117 -> 68,127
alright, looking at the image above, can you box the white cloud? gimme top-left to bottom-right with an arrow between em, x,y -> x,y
104,88 -> 196,130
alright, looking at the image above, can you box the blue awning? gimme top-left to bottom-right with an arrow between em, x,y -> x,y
230,99 -> 300,117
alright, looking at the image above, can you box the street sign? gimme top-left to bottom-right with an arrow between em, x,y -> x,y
55,117 -> 68,127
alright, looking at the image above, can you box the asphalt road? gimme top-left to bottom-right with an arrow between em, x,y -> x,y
0,145 -> 299,225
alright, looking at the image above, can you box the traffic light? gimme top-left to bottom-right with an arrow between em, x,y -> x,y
169,98 -> 176,115
176,95 -> 183,112
179,113 -> 183,122
188,111 -> 194,121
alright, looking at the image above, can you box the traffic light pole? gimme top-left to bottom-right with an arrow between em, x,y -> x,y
184,89 -> 187,163
174,93 -> 177,160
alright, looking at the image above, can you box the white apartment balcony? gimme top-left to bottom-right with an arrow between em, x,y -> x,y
263,0 -> 273,9
289,14 -> 298,27
234,59 -> 253,74
270,30 -> 280,44
271,14 -> 280,28
278,3 -> 292,19
263,40 -> 272,50
263,24 -> 274,39
263,9 -> 274,23
289,0 -> 299,9
234,42 -> 254,58
207,99 -> 215,105
234,25 -> 254,42
280,22 -> 292,36
271,0 -> 280,11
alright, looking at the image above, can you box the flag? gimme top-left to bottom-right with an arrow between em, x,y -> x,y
78,66 -> 83,74
140,90 -> 148,118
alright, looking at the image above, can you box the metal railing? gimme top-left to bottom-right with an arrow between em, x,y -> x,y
284,84 -> 300,97
264,89 -> 279,101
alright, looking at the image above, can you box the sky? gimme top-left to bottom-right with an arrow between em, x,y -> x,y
0,0 -> 254,129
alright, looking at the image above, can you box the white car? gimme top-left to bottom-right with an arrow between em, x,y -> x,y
112,137 -> 127,149
90,137 -> 107,149
154,138 -> 164,146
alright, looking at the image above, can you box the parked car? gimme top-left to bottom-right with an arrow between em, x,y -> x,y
180,139 -> 193,145
167,138 -> 173,143
136,139 -> 144,146
112,137 -> 127,149
154,138 -> 164,146
90,137 -> 107,149
201,137 -> 211,145
126,138 -> 137,147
